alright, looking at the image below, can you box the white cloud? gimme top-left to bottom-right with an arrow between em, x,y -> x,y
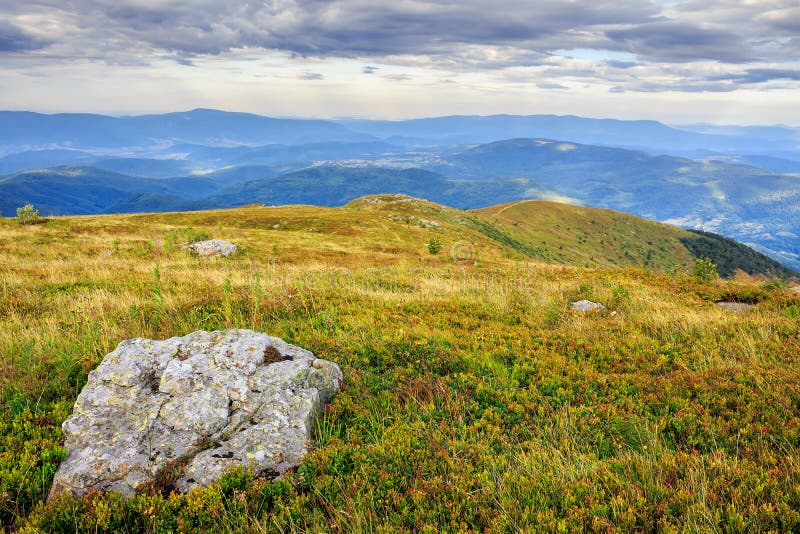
0,0 -> 798,121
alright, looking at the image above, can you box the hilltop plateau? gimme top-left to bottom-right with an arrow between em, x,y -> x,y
1,197 -> 799,531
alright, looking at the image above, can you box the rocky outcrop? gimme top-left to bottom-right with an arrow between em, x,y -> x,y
50,330 -> 342,498
571,300 -> 605,312
187,240 -> 238,257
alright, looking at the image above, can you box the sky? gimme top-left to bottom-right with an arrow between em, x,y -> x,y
0,0 -> 798,124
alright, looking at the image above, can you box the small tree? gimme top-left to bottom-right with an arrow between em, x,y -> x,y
692,257 -> 718,283
427,237 -> 442,255
16,204 -> 43,225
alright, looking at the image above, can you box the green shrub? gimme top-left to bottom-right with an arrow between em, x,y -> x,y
692,257 -> 719,284
16,204 -> 44,225
427,237 -> 442,255
162,228 -> 211,252
682,229 -> 797,278
762,278 -> 788,291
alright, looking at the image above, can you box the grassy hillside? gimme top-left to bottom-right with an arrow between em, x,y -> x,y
474,200 -> 695,270
434,138 -> 800,270
1,198 -> 799,532
681,230 -> 797,279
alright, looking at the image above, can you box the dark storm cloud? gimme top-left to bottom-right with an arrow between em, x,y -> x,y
0,21 -> 49,52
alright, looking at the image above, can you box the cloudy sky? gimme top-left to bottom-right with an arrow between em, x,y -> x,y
0,0 -> 798,124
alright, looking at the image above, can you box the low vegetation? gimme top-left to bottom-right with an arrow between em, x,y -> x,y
15,204 -> 44,226
1,198 -> 798,532
681,229 -> 796,279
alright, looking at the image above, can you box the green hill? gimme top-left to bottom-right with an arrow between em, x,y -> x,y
473,200 -> 694,270
472,200 -> 795,278
434,138 -> 800,270
1,198 -> 799,532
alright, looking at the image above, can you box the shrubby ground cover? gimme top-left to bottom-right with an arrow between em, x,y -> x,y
0,201 -> 798,532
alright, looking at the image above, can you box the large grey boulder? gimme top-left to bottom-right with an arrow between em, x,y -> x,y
50,330 -> 342,498
187,239 -> 238,257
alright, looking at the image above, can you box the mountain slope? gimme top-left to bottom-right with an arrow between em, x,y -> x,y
474,200 -> 694,270
0,166 -> 221,215
205,166 -> 569,210
474,200 -> 795,277
433,138 -> 800,270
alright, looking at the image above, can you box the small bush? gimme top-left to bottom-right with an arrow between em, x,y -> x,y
427,237 -> 442,255
163,228 -> 211,252
16,204 -> 44,225
762,278 -> 787,291
692,257 -> 718,284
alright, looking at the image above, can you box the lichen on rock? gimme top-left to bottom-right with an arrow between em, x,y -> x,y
571,300 -> 605,312
49,329 -> 342,499
186,239 -> 238,257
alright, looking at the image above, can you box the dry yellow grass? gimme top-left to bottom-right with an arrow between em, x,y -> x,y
1,198 -> 799,532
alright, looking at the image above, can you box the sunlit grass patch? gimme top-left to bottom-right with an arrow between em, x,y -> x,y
1,203 -> 798,532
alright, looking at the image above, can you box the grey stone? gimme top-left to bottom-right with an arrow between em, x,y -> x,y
415,218 -> 441,229
716,301 -> 755,313
571,300 -> 605,312
49,329 -> 342,499
187,240 -> 238,257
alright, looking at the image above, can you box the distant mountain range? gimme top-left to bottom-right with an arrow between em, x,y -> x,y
0,109 -> 798,269
0,109 -> 372,151
1,108 -> 798,158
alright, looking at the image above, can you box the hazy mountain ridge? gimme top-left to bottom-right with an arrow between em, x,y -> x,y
0,109 -> 373,153
2,109 -> 798,158
336,114 -> 800,156
1,109 -> 798,269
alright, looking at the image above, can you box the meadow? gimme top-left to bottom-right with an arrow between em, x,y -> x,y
1,198 -> 798,532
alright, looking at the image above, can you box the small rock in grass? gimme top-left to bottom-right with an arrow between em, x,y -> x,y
571,300 -> 605,312
187,239 -> 237,258
716,301 -> 754,313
